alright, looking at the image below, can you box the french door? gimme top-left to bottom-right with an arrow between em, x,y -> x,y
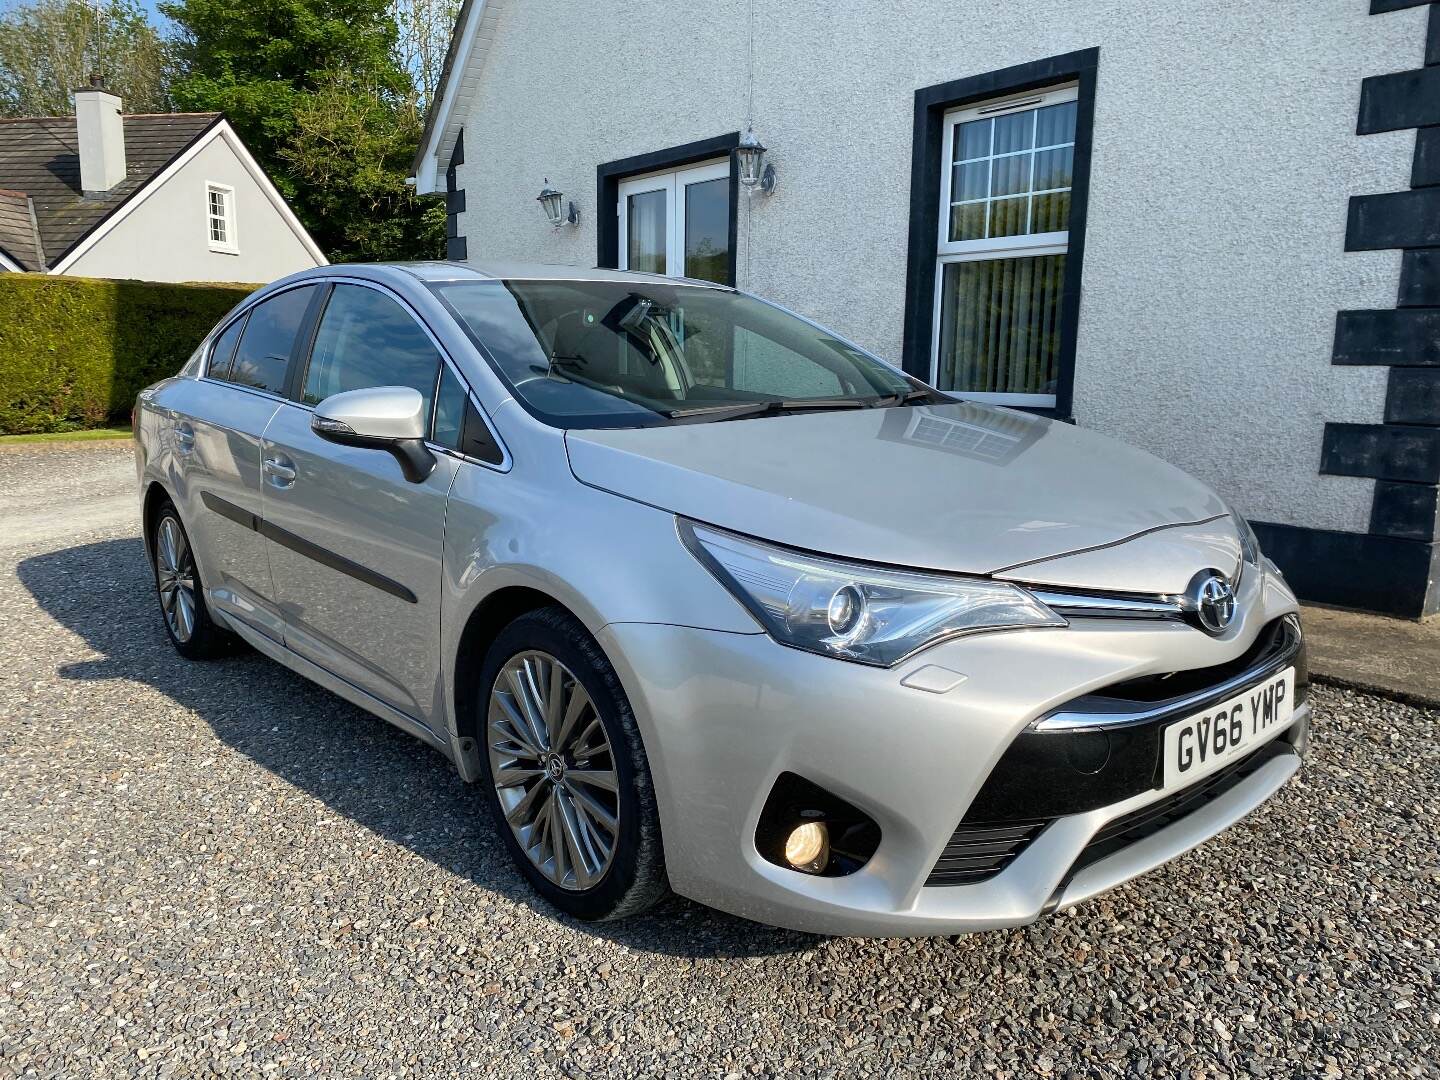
617,160 -> 731,284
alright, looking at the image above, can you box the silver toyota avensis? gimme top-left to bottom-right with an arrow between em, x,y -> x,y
134,262 -> 1308,936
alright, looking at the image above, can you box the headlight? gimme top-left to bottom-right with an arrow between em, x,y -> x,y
679,520 -> 1066,667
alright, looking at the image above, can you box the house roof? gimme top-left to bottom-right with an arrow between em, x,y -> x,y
412,0 -> 502,193
0,112 -> 221,271
0,188 -> 42,270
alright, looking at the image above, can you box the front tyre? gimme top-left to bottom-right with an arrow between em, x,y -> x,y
477,606 -> 668,921
150,499 -> 233,660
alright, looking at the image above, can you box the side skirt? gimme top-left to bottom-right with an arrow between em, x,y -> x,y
218,604 -> 455,762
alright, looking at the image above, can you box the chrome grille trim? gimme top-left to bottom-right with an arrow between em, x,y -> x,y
1032,614 -> 1303,732
1030,589 -> 1184,620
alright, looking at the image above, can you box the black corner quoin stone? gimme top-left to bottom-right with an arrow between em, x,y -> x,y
1387,367 -> 1440,424
1347,188 -> 1440,251
1334,308 -> 1440,365
1414,128 -> 1440,188
444,131 -> 466,262
1294,0 -> 1440,618
1400,250 -> 1440,306
1321,422 -> 1440,484
1372,0 -> 1435,12
1358,65 -> 1440,133
1371,480 -> 1440,541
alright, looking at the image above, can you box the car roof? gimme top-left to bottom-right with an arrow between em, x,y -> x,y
275,260 -> 733,289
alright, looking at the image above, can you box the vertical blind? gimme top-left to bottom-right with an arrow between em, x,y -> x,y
937,254 -> 1065,396
627,189 -> 667,275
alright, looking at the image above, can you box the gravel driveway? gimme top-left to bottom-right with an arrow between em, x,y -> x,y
1,442 -> 1436,1078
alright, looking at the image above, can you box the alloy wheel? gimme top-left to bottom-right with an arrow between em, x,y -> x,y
155,516 -> 197,644
486,650 -> 620,891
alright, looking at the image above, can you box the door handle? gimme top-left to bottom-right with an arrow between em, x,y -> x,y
263,455 -> 297,484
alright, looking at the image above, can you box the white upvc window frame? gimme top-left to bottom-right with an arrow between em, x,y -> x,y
206,181 -> 238,255
931,83 -> 1078,408
616,158 -> 730,278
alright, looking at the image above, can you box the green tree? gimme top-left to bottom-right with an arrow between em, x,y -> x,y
0,0 -> 167,117
161,0 -> 402,151
281,69 -> 443,262
390,0 -> 459,114
162,0 -> 443,259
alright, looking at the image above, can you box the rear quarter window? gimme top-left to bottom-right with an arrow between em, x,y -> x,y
206,313 -> 247,381
227,285 -> 318,394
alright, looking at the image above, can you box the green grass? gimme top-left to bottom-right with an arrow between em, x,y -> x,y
0,425 -> 133,445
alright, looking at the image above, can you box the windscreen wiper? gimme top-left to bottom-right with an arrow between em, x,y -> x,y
662,398 -> 871,421
872,387 -> 942,407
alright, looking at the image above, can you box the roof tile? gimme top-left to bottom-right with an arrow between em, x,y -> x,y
0,112 -> 220,268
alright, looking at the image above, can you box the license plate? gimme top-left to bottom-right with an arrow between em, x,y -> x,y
1162,668 -> 1295,790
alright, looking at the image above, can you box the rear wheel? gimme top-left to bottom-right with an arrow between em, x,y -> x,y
151,500 -> 233,660
476,606 -> 668,921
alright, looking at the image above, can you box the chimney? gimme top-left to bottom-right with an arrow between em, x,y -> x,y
74,75 -> 126,196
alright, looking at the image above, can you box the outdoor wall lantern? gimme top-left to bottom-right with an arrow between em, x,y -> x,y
537,179 -> 579,228
735,127 -> 777,195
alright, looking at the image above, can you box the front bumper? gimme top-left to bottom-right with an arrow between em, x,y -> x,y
599,565 -> 1307,937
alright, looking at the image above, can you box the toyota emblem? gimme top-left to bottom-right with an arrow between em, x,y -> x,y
1188,571 -> 1237,635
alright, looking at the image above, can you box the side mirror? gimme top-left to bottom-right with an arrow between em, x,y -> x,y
311,386 -> 436,484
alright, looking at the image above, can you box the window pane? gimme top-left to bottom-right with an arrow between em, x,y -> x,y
208,313 -> 246,380
627,189 -> 666,274
936,255 -> 1066,397
433,363 -> 467,449
303,285 -> 441,413
989,196 -> 1029,238
954,160 -> 989,201
1035,101 -> 1077,148
954,118 -> 990,162
944,94 -> 1074,246
1032,191 -> 1071,233
434,279 -> 911,428
684,177 -> 730,284
1032,146 -> 1073,192
949,201 -> 987,242
732,328 -> 842,398
990,153 -> 1031,197
228,286 -> 316,393
992,111 -> 1033,155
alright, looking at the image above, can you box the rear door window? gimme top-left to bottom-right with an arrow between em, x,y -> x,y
301,284 -> 442,415
207,314 -> 247,381
228,285 -> 318,394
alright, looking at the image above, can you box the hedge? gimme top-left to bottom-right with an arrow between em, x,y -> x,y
0,275 -> 259,435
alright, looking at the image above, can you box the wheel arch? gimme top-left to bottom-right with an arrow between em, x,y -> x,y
449,584 -> 573,782
140,479 -> 175,564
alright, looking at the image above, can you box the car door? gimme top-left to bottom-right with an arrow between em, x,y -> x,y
172,284 -> 322,642
258,281 -> 460,726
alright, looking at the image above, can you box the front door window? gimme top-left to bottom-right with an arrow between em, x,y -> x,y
618,160 -> 731,284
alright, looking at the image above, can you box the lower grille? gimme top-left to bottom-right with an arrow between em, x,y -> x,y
926,735 -> 1297,888
925,819 -> 1048,886
1069,738 -> 1294,876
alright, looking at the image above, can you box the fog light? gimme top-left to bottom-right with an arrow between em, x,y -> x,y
784,820 -> 829,873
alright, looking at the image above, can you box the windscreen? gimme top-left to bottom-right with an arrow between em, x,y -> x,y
431,279 -> 923,429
